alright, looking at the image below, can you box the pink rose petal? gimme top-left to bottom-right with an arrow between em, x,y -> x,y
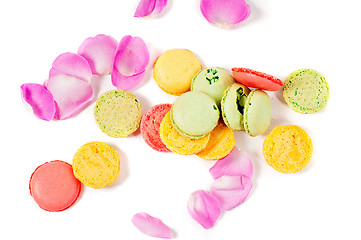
134,0 -> 167,17
210,175 -> 252,211
49,52 -> 92,82
209,148 -> 253,179
111,35 -> 150,90
77,34 -> 118,75
187,190 -> 221,229
132,212 -> 172,239
44,74 -> 94,120
200,0 -> 251,25
20,83 -> 56,121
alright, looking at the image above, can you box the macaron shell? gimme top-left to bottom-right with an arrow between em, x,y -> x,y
29,160 -> 81,212
263,125 -> 313,174
159,112 -> 210,155
171,91 -> 219,139
232,68 -> 283,91
140,103 -> 172,152
72,141 -> 120,189
196,122 -> 235,160
243,89 -> 272,137
221,83 -> 250,131
191,67 -> 235,107
283,69 -> 330,114
153,49 -> 202,96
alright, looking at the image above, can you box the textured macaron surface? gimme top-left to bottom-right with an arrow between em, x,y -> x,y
153,49 -> 202,95
283,69 -> 330,114
29,160 -> 81,212
191,67 -> 235,107
140,103 -> 172,152
72,141 -> 120,189
171,91 -> 219,139
94,89 -> 142,138
263,125 -> 313,174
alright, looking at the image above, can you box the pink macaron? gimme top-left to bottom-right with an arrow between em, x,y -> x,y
140,103 -> 172,152
29,160 -> 82,212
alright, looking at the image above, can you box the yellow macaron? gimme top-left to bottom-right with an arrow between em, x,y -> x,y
263,125 -> 313,174
153,49 -> 202,96
159,112 -> 210,155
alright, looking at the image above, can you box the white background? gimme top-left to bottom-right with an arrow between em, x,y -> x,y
1,0 -> 360,239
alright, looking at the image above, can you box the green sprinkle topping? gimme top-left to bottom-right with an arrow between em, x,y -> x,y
206,68 -> 220,84
236,87 -> 247,114
213,105 -> 218,110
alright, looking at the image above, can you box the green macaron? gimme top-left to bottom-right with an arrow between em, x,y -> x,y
243,89 -> 272,137
170,91 -> 219,139
191,67 -> 235,107
283,69 -> 330,114
221,83 -> 250,131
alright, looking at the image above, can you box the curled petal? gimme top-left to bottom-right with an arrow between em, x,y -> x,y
154,0 -> 168,14
77,34 -> 118,75
132,212 -> 172,239
44,75 -> 94,120
209,148 -> 253,179
49,52 -> 92,82
20,83 -> 56,121
210,175 -> 252,211
187,190 -> 220,229
134,0 -> 167,17
200,0 -> 251,25
111,35 -> 150,90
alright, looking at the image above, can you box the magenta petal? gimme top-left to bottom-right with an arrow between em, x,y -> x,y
49,52 -> 92,82
187,190 -> 221,229
210,175 -> 252,211
134,0 -> 156,17
77,34 -> 118,75
111,35 -> 150,90
200,0 -> 251,25
132,212 -> 172,239
44,75 -> 94,120
209,148 -> 253,179
154,0 -> 168,14
20,83 -> 56,121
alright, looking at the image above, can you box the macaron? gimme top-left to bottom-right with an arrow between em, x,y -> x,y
159,112 -> 210,155
170,91 -> 219,139
72,141 -> 120,189
140,103 -> 172,152
29,160 -> 81,212
221,83 -> 250,131
196,122 -> 235,160
94,89 -> 142,138
243,89 -> 272,137
153,49 -> 202,96
191,67 -> 235,107
232,67 -> 283,91
263,125 -> 313,174
283,69 -> 330,114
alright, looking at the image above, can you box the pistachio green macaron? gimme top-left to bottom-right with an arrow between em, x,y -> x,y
170,91 -> 219,139
191,67 -> 235,107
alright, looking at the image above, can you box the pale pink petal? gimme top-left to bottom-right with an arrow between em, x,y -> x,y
200,0 -> 251,25
77,34 -> 118,75
20,83 -> 56,121
44,75 -> 94,120
210,175 -> 252,211
209,148 -> 253,179
49,52 -> 92,82
134,0 -> 156,17
187,190 -> 220,229
154,0 -> 168,14
111,35 -> 150,90
132,212 -> 172,239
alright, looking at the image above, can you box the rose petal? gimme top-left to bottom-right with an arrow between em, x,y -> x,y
44,75 -> 94,120
132,212 -> 172,239
200,0 -> 251,25
20,83 -> 56,121
111,35 -> 150,90
187,190 -> 221,229
49,52 -> 92,82
153,0 -> 168,14
134,0 -> 167,17
210,175 -> 252,211
77,34 -> 118,75
209,148 -> 253,179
